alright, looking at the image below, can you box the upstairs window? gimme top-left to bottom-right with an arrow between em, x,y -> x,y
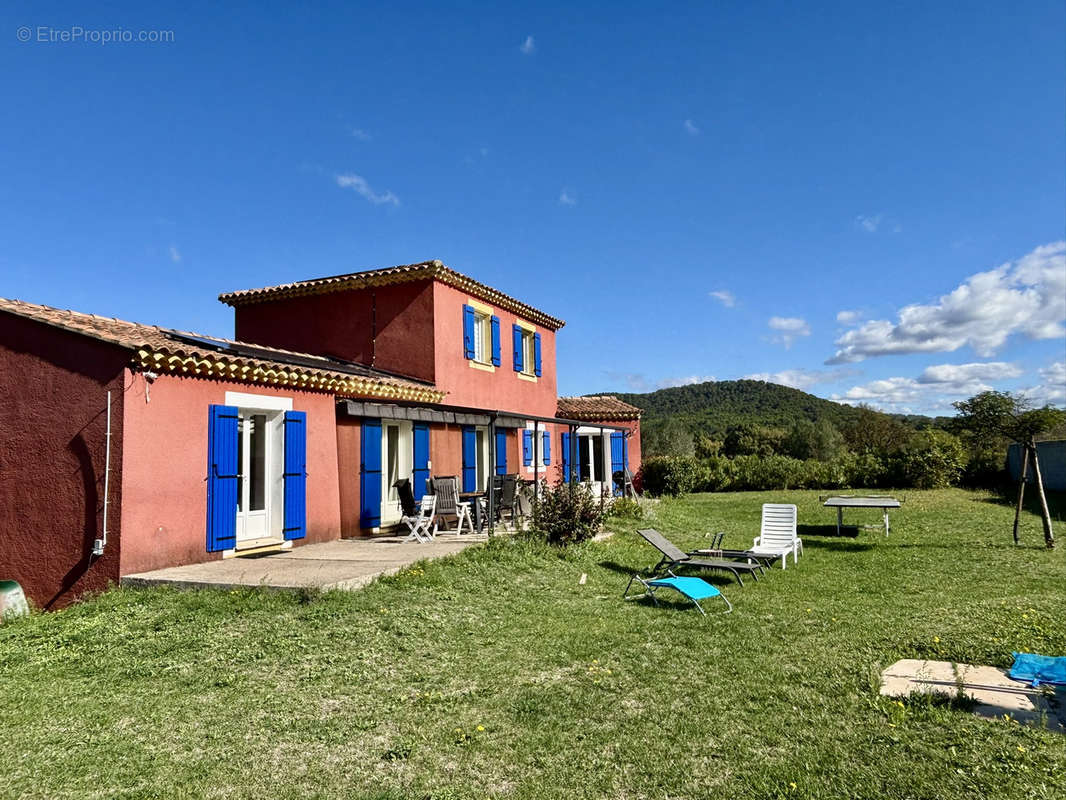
512,324 -> 542,378
463,304 -> 501,367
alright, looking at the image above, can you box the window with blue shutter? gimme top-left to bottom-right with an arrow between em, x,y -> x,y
282,411 -> 308,539
495,430 -> 508,475
512,324 -> 523,372
461,426 -> 477,492
522,430 -> 533,466
360,420 -> 383,528
610,432 -> 626,497
412,423 -> 430,502
462,305 -> 476,360
490,315 -> 501,367
542,431 -> 551,465
561,432 -> 570,483
206,404 -> 239,552
533,332 -> 542,377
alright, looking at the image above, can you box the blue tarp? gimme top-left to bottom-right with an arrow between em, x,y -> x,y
1009,652 -> 1066,687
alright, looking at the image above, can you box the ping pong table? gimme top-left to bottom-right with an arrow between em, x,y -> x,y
823,495 -> 901,537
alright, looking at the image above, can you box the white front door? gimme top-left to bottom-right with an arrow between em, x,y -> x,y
236,411 -> 274,543
381,421 -> 413,525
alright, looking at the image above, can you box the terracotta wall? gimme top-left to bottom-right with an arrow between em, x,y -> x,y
232,280 -> 436,383
0,314 -> 128,608
432,282 -> 559,416
119,373 -> 342,575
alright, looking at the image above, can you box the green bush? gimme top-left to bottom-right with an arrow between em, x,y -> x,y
605,497 -> 643,519
640,455 -> 707,497
529,482 -> 607,546
902,430 -> 966,489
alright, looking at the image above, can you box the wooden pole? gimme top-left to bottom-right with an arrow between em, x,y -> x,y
1029,441 -> 1055,549
1012,445 -> 1029,546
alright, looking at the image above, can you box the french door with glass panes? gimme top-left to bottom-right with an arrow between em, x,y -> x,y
236,411 -> 274,542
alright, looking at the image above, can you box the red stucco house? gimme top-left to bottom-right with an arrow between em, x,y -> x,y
0,261 -> 641,608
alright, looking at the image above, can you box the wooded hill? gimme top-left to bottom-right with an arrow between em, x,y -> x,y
606,380 -> 946,454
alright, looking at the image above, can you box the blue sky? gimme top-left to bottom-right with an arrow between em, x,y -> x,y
2,1 -> 1064,414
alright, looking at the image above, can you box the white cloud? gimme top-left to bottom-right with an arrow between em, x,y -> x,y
168,245 -> 181,263
1022,361 -> 1066,407
684,119 -> 700,136
768,316 -> 811,349
833,360 -> 1025,412
520,35 -> 535,55
559,189 -> 576,206
657,374 -> 716,389
351,128 -> 372,141
827,241 -> 1066,364
335,173 -> 400,206
709,289 -> 736,308
743,368 -> 858,391
836,310 -> 861,325
856,214 -> 883,233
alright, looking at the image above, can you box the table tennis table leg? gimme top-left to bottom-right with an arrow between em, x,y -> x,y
836,507 -> 842,536
883,508 -> 890,537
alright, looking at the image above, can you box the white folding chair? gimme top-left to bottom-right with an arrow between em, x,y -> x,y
402,494 -> 437,543
749,503 -> 802,568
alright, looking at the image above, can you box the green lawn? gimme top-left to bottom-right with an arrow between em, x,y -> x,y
2,489 -> 1064,799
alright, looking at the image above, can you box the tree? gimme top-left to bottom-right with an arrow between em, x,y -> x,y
842,404 -> 912,455
953,391 -> 1065,549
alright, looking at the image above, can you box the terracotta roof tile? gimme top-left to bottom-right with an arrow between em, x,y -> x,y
557,395 -> 642,421
0,297 -> 444,403
217,260 -> 566,331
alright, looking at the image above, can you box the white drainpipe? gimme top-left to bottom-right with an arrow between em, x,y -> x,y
92,390 -> 112,556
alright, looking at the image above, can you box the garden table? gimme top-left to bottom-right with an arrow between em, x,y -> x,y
823,495 -> 901,537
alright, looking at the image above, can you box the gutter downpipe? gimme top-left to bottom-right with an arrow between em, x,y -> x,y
92,390 -> 112,556
487,412 -> 497,537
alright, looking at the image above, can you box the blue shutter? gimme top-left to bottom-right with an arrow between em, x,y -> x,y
512,324 -> 523,372
490,315 -> 501,367
522,430 -> 533,466
495,430 -> 508,475
533,332 -> 542,377
412,423 -> 430,502
360,420 -> 382,528
206,404 -> 239,552
610,432 -> 626,497
461,426 -> 477,492
561,432 -> 571,484
283,411 -> 308,539
542,431 -> 551,465
462,305 -> 476,360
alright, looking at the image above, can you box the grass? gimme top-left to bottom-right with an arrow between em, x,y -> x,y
1,488 -> 1065,799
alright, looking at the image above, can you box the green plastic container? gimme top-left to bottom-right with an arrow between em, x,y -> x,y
0,580 -> 28,621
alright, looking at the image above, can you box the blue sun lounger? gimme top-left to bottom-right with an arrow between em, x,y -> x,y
624,574 -> 732,615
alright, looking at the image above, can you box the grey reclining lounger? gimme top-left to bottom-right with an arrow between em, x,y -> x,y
636,528 -> 763,587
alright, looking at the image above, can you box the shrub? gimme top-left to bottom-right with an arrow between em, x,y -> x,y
605,497 -> 643,520
902,430 -> 966,489
640,455 -> 707,497
529,482 -> 607,546
730,454 -> 804,490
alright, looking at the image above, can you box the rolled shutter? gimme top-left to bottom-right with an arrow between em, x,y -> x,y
512,324 -> 523,371
206,404 -> 239,552
495,430 -> 508,475
542,431 -> 551,465
360,419 -> 382,528
461,426 -> 477,492
462,305 -> 476,360
561,432 -> 571,484
522,430 -> 533,466
610,432 -> 625,497
413,423 -> 430,502
490,315 -> 501,366
283,411 -> 307,539
533,333 -> 542,377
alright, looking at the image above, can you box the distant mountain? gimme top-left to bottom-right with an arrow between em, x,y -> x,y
601,380 -> 940,446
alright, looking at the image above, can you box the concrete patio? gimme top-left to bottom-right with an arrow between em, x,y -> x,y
121,533 -> 488,592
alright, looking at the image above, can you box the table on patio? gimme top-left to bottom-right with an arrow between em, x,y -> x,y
823,495 -> 902,537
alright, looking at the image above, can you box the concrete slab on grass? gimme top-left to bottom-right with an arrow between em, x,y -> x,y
122,534 -> 484,592
880,658 -> 1065,732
